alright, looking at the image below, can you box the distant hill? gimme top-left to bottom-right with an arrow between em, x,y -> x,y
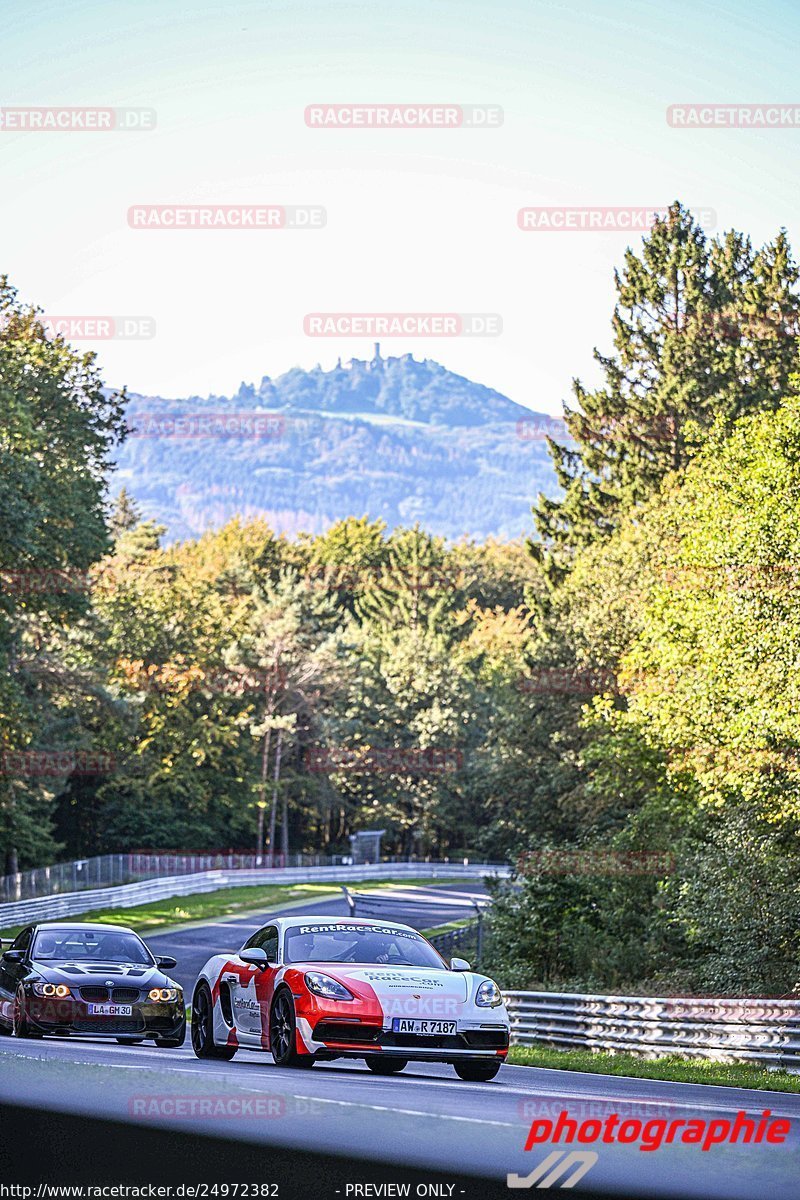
114,347 -> 564,542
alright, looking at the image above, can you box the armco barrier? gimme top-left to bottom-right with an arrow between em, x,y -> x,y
0,851 -> 355,902
503,990 -> 800,1069
0,862 -> 508,928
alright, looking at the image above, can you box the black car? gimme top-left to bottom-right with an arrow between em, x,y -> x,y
0,922 -> 186,1045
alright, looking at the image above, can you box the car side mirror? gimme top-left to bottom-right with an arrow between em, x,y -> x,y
156,955 -> 177,970
2,950 -> 24,964
450,957 -> 471,972
240,947 -> 271,969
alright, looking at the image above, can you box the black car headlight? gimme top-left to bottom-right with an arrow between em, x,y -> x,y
148,987 -> 180,1002
304,972 -> 355,1001
31,982 -> 72,998
475,979 -> 503,1007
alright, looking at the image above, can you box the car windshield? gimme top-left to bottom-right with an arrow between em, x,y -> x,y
283,922 -> 446,967
32,928 -> 154,965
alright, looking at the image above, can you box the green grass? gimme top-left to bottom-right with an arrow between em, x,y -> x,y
421,917 -> 476,938
508,1044 -> 800,1093
0,875 -> 451,941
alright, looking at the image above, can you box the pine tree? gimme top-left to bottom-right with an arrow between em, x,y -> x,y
109,487 -> 141,538
531,203 -> 800,581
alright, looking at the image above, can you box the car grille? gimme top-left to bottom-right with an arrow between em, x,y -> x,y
112,988 -> 141,1003
382,1030 -> 509,1051
80,987 -> 110,1002
79,987 -> 141,1003
461,1029 -> 509,1049
313,1022 -> 508,1051
314,1021 -> 380,1044
73,1017 -> 145,1034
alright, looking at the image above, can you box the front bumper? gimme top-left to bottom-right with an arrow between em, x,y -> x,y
24,995 -> 186,1039
308,1018 -> 509,1062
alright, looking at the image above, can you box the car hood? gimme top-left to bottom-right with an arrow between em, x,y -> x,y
29,961 -> 176,989
300,964 -> 471,1003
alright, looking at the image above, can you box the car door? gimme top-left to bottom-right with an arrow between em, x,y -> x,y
0,926 -> 33,1020
229,925 -> 280,1042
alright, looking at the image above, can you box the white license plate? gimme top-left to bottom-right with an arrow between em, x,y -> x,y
391,1018 -> 456,1035
87,1004 -> 133,1016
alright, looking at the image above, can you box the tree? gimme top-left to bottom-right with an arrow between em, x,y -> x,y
219,565 -> 343,858
109,487 -> 141,538
0,278 -> 126,872
531,204 -> 800,578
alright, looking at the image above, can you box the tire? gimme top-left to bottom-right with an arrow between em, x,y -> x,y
365,1056 -> 407,1075
117,1038 -> 144,1045
270,988 -> 313,1067
12,990 -> 42,1039
155,1030 -> 186,1048
453,1060 -> 501,1082
191,983 -> 236,1060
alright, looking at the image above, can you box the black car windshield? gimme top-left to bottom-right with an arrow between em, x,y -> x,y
283,922 -> 446,967
32,928 -> 154,965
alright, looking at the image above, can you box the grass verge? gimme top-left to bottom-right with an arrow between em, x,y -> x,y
508,1044 -> 800,1093
421,917 -> 476,938
0,876 -> 453,941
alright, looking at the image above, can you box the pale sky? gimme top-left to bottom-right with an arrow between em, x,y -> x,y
3,0 -> 798,415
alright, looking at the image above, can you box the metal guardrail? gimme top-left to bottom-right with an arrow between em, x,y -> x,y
502,990 -> 800,1069
0,852 -> 508,903
0,854 -> 131,903
0,851 -> 364,902
0,862 -> 509,928
427,922 -> 481,960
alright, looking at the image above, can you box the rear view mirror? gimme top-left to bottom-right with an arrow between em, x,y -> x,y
156,955 -> 177,970
240,947 -> 270,969
450,957 -> 471,972
2,950 -> 24,964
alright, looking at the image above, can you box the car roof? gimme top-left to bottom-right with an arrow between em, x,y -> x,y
275,915 -> 419,933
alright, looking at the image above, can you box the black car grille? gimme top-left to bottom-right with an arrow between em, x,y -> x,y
314,1021 -> 380,1044
80,987 -> 110,1002
73,1017 -> 145,1034
112,988 -> 141,1003
79,986 -> 142,1003
461,1029 -> 509,1049
313,1021 -> 508,1051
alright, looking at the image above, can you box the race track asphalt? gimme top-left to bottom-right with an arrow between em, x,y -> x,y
1,884 -> 798,1199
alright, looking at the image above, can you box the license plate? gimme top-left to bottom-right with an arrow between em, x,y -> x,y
391,1018 -> 456,1035
87,1004 -> 133,1016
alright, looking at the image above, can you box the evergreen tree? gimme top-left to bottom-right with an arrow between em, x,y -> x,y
531,203 -> 800,580
109,487 -> 141,538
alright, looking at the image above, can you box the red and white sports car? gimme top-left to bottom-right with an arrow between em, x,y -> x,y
191,915 -> 509,1080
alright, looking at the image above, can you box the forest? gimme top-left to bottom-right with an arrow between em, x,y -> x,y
3,202 -> 800,993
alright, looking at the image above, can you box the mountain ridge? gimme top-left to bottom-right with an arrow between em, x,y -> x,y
115,349 -> 561,542
175,344 -> 535,427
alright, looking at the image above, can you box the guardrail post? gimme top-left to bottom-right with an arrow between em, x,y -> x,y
472,900 -> 484,968
341,885 -> 356,915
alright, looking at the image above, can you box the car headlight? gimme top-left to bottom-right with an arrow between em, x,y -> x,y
149,987 -> 179,1002
304,972 -> 354,1001
32,982 -> 72,998
475,979 -> 503,1007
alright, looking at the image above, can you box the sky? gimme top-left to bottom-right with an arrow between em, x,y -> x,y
2,0 -> 799,415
